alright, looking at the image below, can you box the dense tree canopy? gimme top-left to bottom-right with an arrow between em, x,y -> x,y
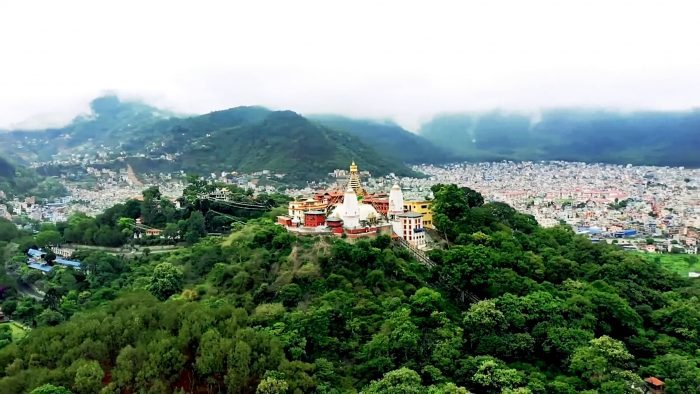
0,184 -> 698,393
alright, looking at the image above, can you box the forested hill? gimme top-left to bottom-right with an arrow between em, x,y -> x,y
0,156 -> 14,179
310,115 -> 456,164
1,184 -> 699,393
171,110 -> 420,181
0,96 -> 176,163
0,156 -> 66,200
0,96 -> 418,181
419,109 -> 700,167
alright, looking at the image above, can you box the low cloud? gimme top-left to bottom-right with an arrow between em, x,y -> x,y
2,0 -> 700,131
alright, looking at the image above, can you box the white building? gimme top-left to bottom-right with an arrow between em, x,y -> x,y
336,187 -> 360,228
388,184 -> 404,220
397,212 -> 426,249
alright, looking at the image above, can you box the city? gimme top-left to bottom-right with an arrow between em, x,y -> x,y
5,160 -> 698,258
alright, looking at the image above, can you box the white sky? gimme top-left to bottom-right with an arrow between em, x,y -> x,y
1,0 -> 700,130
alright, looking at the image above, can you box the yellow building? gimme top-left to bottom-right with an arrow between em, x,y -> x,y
403,200 -> 434,229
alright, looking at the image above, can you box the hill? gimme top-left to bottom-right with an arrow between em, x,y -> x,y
175,110 -> 419,181
0,156 -> 35,198
419,109 -> 700,166
0,95 -> 176,163
0,185 -> 698,393
0,156 -> 14,179
0,97 -> 417,182
309,115 -> 455,164
0,156 -> 67,200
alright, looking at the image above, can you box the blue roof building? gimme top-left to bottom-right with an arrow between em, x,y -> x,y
27,248 -> 44,258
55,258 -> 81,268
28,262 -> 52,273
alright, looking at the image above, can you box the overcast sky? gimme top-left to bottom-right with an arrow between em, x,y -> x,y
2,0 -> 700,130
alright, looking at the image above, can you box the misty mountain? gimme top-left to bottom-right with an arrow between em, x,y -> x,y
0,156 -> 14,179
309,115 -> 455,164
419,109 -> 700,166
115,106 -> 418,181
0,156 -> 67,199
174,110 -> 418,181
0,96 -> 176,163
0,97 -> 417,181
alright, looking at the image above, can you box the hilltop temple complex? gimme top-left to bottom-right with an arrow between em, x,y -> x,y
278,162 -> 432,249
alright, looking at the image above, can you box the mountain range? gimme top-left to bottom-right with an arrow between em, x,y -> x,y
2,97 -> 700,183
0,156 -> 66,199
419,109 -> 700,167
308,115 -> 455,164
0,97 -> 430,182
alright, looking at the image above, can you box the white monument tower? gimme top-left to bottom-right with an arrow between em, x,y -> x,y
341,186 -> 361,228
388,183 -> 405,235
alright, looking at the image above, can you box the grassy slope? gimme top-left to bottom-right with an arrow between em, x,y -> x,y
638,252 -> 700,277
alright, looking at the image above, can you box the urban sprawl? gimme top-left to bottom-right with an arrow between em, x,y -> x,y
3,160 -> 698,259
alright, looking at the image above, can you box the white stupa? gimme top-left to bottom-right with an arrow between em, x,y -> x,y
388,183 -> 405,235
339,186 -> 360,228
388,184 -> 404,218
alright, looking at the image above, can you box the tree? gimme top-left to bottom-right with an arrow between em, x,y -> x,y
1,300 -> 17,317
0,218 -> 19,242
74,360 -> 104,394
570,336 -> 638,387
35,229 -> 63,247
461,186 -> 485,208
163,223 -> 179,241
464,300 -> 506,337
147,263 -> 184,301
29,385 -> 73,394
0,325 -> 12,349
471,359 -> 523,393
185,211 -> 207,244
643,353 -> 700,394
256,374 -> 289,394
113,345 -> 141,390
36,309 -> 64,327
363,367 -> 423,394
279,284 -> 302,308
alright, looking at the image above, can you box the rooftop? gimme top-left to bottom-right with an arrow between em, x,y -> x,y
28,262 -> 52,273
644,377 -> 664,386
398,212 -> 423,218
55,258 -> 81,268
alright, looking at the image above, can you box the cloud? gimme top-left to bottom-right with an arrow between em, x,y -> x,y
1,0 -> 700,131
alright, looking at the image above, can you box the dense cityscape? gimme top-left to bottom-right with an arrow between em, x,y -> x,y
5,160 -> 699,256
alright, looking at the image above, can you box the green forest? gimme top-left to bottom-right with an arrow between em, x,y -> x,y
0,97 -> 420,184
419,109 -> 700,167
0,184 -> 699,393
0,157 -> 67,200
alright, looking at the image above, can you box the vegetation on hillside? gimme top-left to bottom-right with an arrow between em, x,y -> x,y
0,156 -> 67,200
310,115 -> 455,164
1,97 -> 420,182
0,96 -> 176,163
420,109 -> 700,166
0,184 -> 698,392
175,111 -> 419,182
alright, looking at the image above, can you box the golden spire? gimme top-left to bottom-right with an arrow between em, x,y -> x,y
347,161 -> 365,196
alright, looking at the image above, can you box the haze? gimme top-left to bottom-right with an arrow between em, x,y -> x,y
2,0 -> 700,131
